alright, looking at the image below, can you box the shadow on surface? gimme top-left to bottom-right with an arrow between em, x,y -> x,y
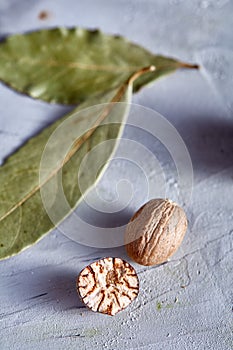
37,268 -> 85,310
19,267 -> 86,311
181,116 -> 233,177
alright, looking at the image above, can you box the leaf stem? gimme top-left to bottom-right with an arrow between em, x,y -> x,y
128,65 -> 156,85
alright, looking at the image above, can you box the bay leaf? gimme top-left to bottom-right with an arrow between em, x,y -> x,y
0,66 -> 153,260
0,27 -> 198,104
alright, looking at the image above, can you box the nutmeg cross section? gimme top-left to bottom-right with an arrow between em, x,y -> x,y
77,257 -> 139,316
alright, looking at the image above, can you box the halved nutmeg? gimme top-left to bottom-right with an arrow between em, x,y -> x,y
77,257 -> 139,316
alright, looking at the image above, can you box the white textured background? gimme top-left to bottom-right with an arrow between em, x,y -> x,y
0,1 -> 233,349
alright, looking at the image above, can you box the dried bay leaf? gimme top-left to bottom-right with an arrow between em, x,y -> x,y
0,27 -> 198,104
0,67 -> 153,260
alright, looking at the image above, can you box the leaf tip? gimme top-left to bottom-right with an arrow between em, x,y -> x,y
179,62 -> 200,70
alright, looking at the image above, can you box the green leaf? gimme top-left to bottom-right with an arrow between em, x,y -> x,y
0,67 -> 153,260
0,27 -> 198,104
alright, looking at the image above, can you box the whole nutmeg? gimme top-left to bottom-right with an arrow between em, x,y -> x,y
124,199 -> 187,266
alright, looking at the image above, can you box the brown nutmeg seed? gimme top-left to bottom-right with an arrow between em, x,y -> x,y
124,199 -> 188,266
77,257 -> 139,316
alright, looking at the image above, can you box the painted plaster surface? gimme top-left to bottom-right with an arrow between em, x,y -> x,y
0,1 -> 232,349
